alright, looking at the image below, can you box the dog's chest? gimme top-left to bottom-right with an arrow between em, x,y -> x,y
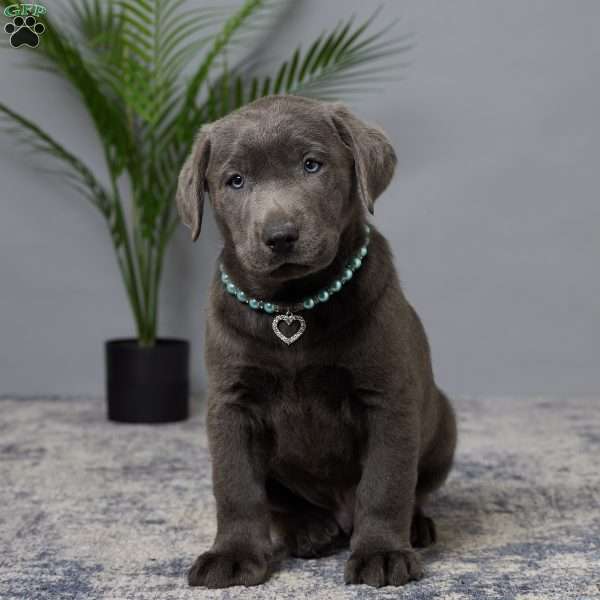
260,365 -> 367,483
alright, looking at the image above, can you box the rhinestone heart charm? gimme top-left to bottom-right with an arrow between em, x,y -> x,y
272,312 -> 306,345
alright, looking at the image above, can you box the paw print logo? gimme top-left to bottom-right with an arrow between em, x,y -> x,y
4,15 -> 45,48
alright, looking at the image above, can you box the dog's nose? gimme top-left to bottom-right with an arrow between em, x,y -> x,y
263,222 -> 299,254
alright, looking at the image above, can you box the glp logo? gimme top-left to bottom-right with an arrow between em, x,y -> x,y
3,3 -> 46,48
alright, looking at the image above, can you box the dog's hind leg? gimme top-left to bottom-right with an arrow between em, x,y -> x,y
417,389 -> 457,496
410,505 -> 437,548
270,507 -> 349,558
267,478 -> 349,558
412,390 -> 457,548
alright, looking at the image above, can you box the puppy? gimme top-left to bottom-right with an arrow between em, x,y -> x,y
176,95 -> 457,588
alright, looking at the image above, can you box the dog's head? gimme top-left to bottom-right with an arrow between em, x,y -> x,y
176,95 -> 396,281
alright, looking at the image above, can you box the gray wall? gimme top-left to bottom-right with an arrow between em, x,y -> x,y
1,0 -> 599,397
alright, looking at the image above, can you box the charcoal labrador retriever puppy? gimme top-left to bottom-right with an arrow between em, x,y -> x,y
176,95 -> 457,588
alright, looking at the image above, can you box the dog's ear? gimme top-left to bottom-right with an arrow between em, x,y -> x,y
176,126 -> 211,241
330,103 -> 396,214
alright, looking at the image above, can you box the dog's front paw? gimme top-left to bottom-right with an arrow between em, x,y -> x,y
344,549 -> 423,587
188,548 -> 270,588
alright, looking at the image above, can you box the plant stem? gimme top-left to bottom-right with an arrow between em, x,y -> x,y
109,175 -> 148,344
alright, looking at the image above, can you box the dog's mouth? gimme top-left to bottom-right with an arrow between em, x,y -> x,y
269,262 -> 311,280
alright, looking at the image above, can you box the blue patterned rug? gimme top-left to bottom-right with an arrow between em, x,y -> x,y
1,395 -> 599,599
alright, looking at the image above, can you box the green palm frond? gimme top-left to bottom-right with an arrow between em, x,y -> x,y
103,1 -> 228,124
175,0 -> 266,127
200,10 -> 412,121
0,101 -> 111,216
15,8 -> 135,175
0,100 -> 147,325
0,0 -> 409,345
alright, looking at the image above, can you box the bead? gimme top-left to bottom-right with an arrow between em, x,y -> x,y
350,257 -> 362,270
220,235 -> 369,312
341,268 -> 353,282
303,298 -> 315,310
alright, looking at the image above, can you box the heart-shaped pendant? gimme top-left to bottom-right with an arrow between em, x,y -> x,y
272,312 -> 306,345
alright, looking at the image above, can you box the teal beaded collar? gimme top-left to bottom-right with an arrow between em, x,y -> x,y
219,224 -> 371,345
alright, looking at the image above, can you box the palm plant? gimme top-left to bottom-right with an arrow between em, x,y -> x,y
0,0 -> 410,346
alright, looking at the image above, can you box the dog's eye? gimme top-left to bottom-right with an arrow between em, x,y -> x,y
303,159 -> 322,174
227,174 -> 244,189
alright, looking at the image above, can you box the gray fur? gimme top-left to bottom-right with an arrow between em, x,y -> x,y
177,95 -> 457,588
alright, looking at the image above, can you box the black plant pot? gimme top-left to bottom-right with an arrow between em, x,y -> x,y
106,338 -> 189,423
